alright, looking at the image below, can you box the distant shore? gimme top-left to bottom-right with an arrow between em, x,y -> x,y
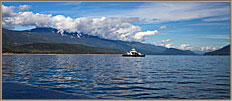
2,53 -> 122,55
2,81 -> 92,99
2,53 -> 229,56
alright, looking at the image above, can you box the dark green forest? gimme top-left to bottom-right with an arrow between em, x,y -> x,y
3,43 -> 125,54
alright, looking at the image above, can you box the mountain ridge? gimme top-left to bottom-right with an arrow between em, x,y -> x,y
204,45 -> 230,55
3,27 -> 196,55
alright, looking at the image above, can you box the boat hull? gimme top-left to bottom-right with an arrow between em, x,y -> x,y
122,54 -> 145,57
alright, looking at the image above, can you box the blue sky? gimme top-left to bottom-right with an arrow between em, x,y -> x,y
2,2 -> 231,51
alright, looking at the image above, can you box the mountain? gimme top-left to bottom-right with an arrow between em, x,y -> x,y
204,45 -> 230,55
192,50 -> 206,55
162,48 -> 196,55
2,27 -> 196,55
3,43 -> 125,54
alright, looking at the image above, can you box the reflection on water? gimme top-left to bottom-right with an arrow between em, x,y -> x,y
2,54 -> 230,99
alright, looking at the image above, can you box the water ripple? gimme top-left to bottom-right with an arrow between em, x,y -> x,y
2,55 -> 230,99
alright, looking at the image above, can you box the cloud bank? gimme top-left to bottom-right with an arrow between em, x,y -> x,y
154,39 -> 217,51
178,44 -> 216,52
2,5 -> 159,42
2,5 -> 52,29
153,39 -> 174,48
133,30 -> 159,40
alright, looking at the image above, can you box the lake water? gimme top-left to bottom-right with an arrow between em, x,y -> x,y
2,54 -> 230,99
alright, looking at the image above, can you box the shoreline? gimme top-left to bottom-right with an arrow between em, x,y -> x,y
2,53 -> 123,55
2,81 -> 92,99
2,53 -> 230,56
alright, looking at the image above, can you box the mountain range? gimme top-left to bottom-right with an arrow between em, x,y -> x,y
2,27 -> 199,55
204,45 -> 230,55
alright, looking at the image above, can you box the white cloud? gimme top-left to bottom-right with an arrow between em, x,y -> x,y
2,11 -> 52,29
153,39 -> 173,48
2,5 -> 15,17
154,42 -> 217,52
2,5 -> 52,29
3,5 -> 160,42
178,44 -> 194,50
200,46 -> 216,52
18,5 -> 31,10
202,17 -> 230,22
52,16 -> 143,41
194,35 -> 230,39
159,25 -> 166,30
133,30 -> 159,40
206,35 -> 230,39
165,43 -> 174,48
178,44 -> 217,52
153,41 -> 164,46
188,22 -> 229,26
53,16 -> 144,41
161,39 -> 172,43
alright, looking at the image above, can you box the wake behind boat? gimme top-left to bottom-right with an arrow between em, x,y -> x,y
122,48 -> 145,57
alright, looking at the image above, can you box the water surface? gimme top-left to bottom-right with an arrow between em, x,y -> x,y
2,55 -> 230,99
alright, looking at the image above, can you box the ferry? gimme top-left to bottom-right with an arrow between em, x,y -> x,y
122,48 -> 145,57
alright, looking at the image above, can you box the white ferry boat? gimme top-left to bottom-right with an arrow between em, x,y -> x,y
122,48 -> 145,57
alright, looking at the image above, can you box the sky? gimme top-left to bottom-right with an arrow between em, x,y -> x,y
2,2 -> 231,52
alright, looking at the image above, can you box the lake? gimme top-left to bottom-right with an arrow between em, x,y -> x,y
2,54 -> 230,99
